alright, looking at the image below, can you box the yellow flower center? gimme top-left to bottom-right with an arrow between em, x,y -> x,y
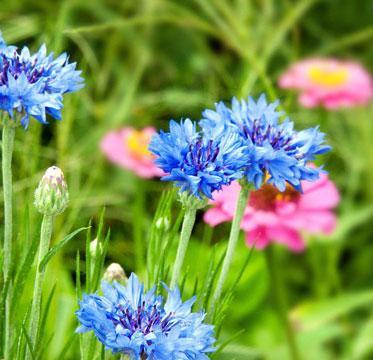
249,183 -> 300,210
308,66 -> 348,87
126,130 -> 152,159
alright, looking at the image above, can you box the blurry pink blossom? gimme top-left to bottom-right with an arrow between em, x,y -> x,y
204,173 -> 340,252
101,127 -> 163,178
278,58 -> 372,109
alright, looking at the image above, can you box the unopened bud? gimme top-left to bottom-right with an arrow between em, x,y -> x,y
103,263 -> 127,283
89,238 -> 103,258
34,166 -> 69,216
155,216 -> 170,231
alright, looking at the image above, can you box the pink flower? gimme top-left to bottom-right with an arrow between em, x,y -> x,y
278,58 -> 372,109
204,173 -> 340,252
100,127 -> 163,178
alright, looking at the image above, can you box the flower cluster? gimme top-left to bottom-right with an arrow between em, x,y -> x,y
76,273 -> 215,359
149,119 -> 248,199
278,58 -> 372,109
204,170 -> 340,252
0,32 -> 83,128
201,95 -> 331,191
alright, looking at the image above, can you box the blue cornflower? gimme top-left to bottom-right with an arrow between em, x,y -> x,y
76,273 -> 216,359
149,119 -> 248,199
0,32 -> 83,128
201,95 -> 331,191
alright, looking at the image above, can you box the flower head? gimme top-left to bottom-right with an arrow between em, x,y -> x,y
34,166 -> 69,216
101,127 -> 163,178
149,119 -> 248,199
278,58 -> 373,109
201,95 -> 330,191
204,170 -> 339,252
76,273 -> 215,358
0,33 -> 83,128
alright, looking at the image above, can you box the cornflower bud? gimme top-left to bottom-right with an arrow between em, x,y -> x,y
89,238 -> 103,259
34,166 -> 68,216
103,263 -> 127,283
155,216 -> 170,232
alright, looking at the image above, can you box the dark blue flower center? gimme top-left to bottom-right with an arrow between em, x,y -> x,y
111,302 -> 176,337
184,138 -> 219,172
0,52 -> 45,86
242,120 -> 293,151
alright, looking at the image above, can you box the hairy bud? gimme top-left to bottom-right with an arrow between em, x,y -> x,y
34,166 -> 68,216
104,263 -> 127,283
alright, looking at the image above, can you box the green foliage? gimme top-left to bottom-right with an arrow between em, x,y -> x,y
39,227 -> 90,272
0,0 -> 372,359
75,210 -> 110,360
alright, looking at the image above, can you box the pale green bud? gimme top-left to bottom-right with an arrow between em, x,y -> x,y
155,216 -> 170,231
89,238 -> 103,258
34,166 -> 69,216
104,263 -> 127,283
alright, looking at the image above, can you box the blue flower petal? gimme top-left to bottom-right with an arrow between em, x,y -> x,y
149,119 -> 248,199
75,273 -> 216,358
0,32 -> 84,128
201,94 -> 331,192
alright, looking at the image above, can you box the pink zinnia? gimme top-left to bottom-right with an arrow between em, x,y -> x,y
278,58 -> 372,109
100,127 -> 163,178
204,173 -> 340,252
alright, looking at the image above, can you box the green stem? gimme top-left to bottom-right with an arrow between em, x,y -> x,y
265,247 -> 302,360
133,178 -> 145,272
209,185 -> 249,321
2,124 -> 15,359
170,207 -> 197,289
27,215 -> 54,359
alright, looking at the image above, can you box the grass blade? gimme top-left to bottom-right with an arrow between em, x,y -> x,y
39,227 -> 90,272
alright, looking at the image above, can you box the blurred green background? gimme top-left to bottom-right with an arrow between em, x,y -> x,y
1,0 -> 372,358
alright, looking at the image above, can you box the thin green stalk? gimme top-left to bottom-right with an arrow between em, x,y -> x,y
26,215 -> 54,359
2,123 -> 15,359
133,178 -> 145,272
170,207 -> 197,289
265,247 -> 302,360
209,184 -> 249,321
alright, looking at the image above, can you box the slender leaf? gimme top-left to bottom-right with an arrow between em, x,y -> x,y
21,324 -> 36,360
39,227 -> 90,272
